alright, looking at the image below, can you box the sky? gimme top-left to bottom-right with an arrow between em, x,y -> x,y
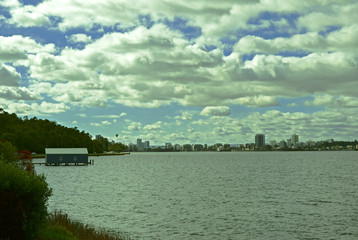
0,0 -> 357,145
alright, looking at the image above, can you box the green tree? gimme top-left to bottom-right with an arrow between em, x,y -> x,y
0,141 -> 17,163
109,142 -> 128,152
92,139 -> 104,153
0,143 -> 52,240
0,161 -> 52,240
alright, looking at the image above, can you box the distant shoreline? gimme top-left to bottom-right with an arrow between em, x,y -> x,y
32,152 -> 130,159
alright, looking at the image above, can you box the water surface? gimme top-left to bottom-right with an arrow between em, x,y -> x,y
35,152 -> 358,239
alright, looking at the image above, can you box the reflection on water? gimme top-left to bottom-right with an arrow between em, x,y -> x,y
35,152 -> 358,239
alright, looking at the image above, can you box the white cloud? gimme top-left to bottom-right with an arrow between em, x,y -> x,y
1,1 -> 356,111
94,113 -> 127,118
234,24 -> 358,54
297,2 -> 358,32
305,95 -> 358,108
127,121 -> 142,131
200,106 -> 231,116
0,64 -> 21,86
0,35 -> 56,57
0,86 -> 40,100
101,120 -> 112,125
143,121 -> 163,130
6,101 -> 69,115
1,0 -> 358,144
174,111 -> 193,120
10,5 -> 50,27
67,34 -> 93,43
233,96 -> 279,108
0,0 -> 21,8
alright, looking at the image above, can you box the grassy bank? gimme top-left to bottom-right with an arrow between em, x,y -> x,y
39,211 -> 131,240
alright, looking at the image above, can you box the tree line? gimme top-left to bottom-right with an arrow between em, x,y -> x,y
0,109 -> 109,154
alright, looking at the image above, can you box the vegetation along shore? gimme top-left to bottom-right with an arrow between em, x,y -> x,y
0,110 -> 131,239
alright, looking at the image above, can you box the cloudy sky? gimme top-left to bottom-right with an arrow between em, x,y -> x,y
1,0 -> 357,145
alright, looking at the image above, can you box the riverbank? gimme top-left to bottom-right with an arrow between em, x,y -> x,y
39,211 -> 131,240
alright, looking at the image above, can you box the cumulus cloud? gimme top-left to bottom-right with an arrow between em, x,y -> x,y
234,96 -> 280,108
127,121 -> 142,131
234,24 -> 358,54
94,113 -> 127,118
1,0 -> 358,143
67,34 -> 93,43
0,64 -> 21,86
174,111 -> 193,120
101,120 -> 112,125
0,87 -> 39,100
305,95 -> 358,108
0,35 -> 56,56
200,106 -> 231,116
296,3 -> 358,32
143,121 -> 163,130
1,1 -> 356,111
6,101 -> 69,115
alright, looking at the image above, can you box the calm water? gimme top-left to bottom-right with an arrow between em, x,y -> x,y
35,152 -> 358,239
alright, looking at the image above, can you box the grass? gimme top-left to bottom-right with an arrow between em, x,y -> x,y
38,211 -> 131,240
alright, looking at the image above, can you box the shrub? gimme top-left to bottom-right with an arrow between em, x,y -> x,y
0,140 -> 17,163
38,224 -> 76,240
0,161 -> 52,240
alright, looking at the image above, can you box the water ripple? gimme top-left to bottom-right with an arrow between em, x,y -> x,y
35,152 -> 358,239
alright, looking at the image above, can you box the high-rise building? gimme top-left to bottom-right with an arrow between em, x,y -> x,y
136,138 -> 143,149
128,143 -> 136,151
287,138 -> 292,147
279,140 -> 287,148
144,141 -> 150,149
255,134 -> 265,148
291,134 -> 299,146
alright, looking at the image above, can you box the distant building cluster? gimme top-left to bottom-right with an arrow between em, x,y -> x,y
128,138 -> 150,151
268,134 -> 301,149
128,134 -> 358,152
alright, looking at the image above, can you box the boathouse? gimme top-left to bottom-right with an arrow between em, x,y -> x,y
45,148 -> 88,166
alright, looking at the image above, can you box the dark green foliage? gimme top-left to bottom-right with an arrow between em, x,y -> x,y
0,140 -> 17,163
108,142 -> 129,152
0,109 -> 95,153
0,161 -> 52,240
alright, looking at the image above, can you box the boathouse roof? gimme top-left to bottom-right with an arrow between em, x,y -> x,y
45,148 -> 88,155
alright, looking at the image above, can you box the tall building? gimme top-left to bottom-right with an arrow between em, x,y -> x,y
291,134 -> 299,146
128,143 -> 136,151
136,138 -> 143,149
144,141 -> 150,149
279,140 -> 287,148
255,134 -> 265,148
287,138 -> 292,147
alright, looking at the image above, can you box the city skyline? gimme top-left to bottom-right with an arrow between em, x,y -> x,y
128,134 -> 350,148
1,1 -> 357,145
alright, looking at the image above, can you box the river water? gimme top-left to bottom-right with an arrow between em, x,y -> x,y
35,151 -> 358,239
